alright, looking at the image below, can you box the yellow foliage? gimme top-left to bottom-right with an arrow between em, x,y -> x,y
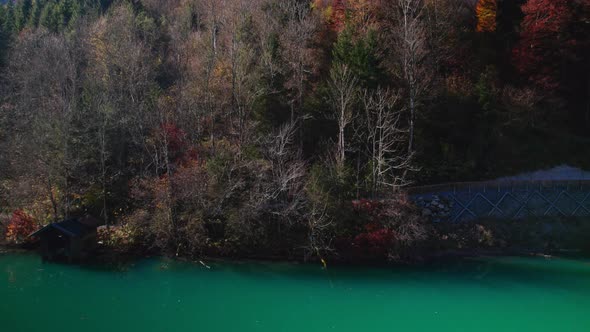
476,0 -> 497,32
312,0 -> 380,33
89,17 -> 110,83
347,0 -> 377,29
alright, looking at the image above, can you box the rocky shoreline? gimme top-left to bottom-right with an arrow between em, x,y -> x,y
416,195 -> 454,223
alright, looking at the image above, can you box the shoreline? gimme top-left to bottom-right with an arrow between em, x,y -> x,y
2,243 -> 583,268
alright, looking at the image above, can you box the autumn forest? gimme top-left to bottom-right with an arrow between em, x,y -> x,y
0,0 -> 589,262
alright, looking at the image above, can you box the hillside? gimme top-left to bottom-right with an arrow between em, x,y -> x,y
0,0 -> 589,260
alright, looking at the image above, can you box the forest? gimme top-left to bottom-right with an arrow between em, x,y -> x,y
0,0 -> 589,262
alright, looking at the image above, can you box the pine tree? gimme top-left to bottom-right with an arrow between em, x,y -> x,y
0,5 -> 8,66
0,5 -> 5,28
332,25 -> 382,88
27,0 -> 43,28
14,0 -> 32,32
55,0 -> 81,32
55,0 -> 68,31
2,0 -> 16,34
68,0 -> 83,29
39,0 -> 57,32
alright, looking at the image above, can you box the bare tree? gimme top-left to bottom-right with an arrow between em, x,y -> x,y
262,121 -> 307,224
423,0 -> 466,73
86,91 -> 115,229
280,1 -> 319,125
237,121 -> 308,234
4,30 -> 82,221
253,0 -> 282,90
329,64 -> 359,167
502,85 -> 542,127
222,0 -> 264,154
385,0 -> 431,153
361,88 -> 414,195
85,5 -> 162,230
303,200 -> 333,266
201,0 -> 226,149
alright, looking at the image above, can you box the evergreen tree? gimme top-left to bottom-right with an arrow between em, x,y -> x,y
332,25 -> 383,88
14,0 -> 32,32
0,5 -> 8,66
2,1 -> 15,34
67,0 -> 83,29
54,0 -> 82,32
27,0 -> 43,28
0,4 -> 5,28
39,1 -> 57,32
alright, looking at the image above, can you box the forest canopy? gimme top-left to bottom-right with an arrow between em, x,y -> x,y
0,0 -> 589,260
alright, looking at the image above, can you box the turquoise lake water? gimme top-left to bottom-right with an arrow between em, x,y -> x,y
1,253 -> 590,332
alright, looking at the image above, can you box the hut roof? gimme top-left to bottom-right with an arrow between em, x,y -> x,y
30,216 -> 102,238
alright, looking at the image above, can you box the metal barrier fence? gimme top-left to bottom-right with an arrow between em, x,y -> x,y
407,180 -> 590,222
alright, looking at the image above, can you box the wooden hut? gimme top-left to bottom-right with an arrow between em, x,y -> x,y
30,216 -> 102,262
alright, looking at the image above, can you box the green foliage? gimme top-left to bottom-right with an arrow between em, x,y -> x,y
55,0 -> 81,31
134,10 -> 157,42
475,66 -> 498,112
38,1 -> 57,31
0,0 -> 97,33
332,25 -> 383,88
0,6 -> 9,65
306,162 -> 358,238
2,1 -> 15,34
27,0 -> 42,27
13,0 -> 32,32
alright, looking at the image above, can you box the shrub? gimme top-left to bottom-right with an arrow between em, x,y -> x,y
98,223 -> 143,252
353,222 -> 397,257
351,194 -> 432,261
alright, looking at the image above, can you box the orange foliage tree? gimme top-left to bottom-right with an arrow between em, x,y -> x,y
476,0 -> 497,32
313,0 -> 346,31
347,0 -> 380,31
313,0 -> 380,32
5,210 -> 38,244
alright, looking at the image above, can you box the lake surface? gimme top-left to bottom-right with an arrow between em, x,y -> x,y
1,253 -> 590,332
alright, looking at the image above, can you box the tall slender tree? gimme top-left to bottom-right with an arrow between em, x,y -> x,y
385,0 -> 430,153
329,63 -> 358,167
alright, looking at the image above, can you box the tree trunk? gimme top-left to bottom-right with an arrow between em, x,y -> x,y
408,92 -> 415,153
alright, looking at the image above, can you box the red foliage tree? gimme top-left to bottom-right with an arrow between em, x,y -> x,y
512,0 -> 574,90
5,210 -> 37,244
161,123 -> 187,160
350,196 -> 428,259
330,0 -> 347,31
353,222 -> 397,257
